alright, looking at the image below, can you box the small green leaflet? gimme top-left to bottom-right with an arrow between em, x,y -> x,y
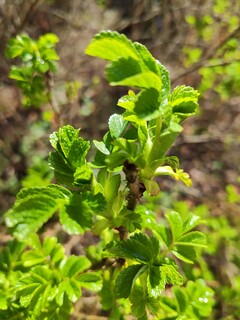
147,265 -> 183,298
108,113 -> 128,139
169,85 -> 199,119
49,125 -> 91,186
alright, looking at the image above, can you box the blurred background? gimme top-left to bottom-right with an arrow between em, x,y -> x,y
0,0 -> 240,319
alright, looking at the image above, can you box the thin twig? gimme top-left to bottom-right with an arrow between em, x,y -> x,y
172,25 -> 240,84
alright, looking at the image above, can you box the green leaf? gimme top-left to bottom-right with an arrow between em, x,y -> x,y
132,42 -> 162,76
134,88 -> 161,120
118,90 -> 137,111
108,114 -> 128,139
73,165 -> 93,185
172,246 -> 197,264
147,266 -> 163,298
130,286 -> 148,319
182,213 -> 202,233
170,85 -> 199,119
115,264 -> 146,298
38,33 -> 59,47
156,224 -> 171,247
76,272 -> 102,291
15,265 -> 53,309
173,287 -> 189,313
111,71 -> 161,90
85,30 -> 139,61
147,264 -> 183,298
56,279 -> 81,303
60,255 -> 91,277
5,185 -> 70,240
104,174 -> 121,204
9,67 -> 27,81
166,211 -> 183,242
106,57 -> 142,83
93,140 -> 110,155
59,193 -> 93,235
175,231 -> 207,247
107,233 -> 159,264
114,209 -> 142,233
155,166 -> 192,187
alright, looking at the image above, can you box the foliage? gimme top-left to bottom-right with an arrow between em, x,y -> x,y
5,33 -> 59,107
184,0 -> 240,99
1,30 -> 215,319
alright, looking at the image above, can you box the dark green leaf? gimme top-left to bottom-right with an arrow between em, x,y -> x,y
115,264 -> 145,298
59,193 -> 93,234
106,57 -> 142,83
107,233 -> 159,264
173,287 -> 188,313
134,88 -> 161,120
130,286 -> 148,319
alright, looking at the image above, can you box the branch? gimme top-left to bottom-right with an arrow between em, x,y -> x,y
13,0 -> 43,36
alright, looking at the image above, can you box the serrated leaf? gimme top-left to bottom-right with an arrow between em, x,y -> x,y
172,246 -> 197,264
115,264 -> 145,298
85,30 -> 139,61
107,233 -> 159,264
108,113 -> 128,139
170,85 -> 199,118
59,193 -> 93,235
166,211 -> 183,242
118,90 -> 137,111
134,88 -> 161,120
160,264 -> 183,286
73,165 -> 93,185
147,266 -> 163,298
132,42 -> 162,76
5,185 -> 70,240
130,286 -> 148,319
15,265 -> 53,310
114,210 -> 142,233
176,231 -> 207,247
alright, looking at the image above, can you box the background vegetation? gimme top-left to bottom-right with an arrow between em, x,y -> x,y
0,0 -> 240,319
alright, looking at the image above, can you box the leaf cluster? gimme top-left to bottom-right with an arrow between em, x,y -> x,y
2,30 -> 214,319
0,236 -> 101,319
5,33 -> 59,107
